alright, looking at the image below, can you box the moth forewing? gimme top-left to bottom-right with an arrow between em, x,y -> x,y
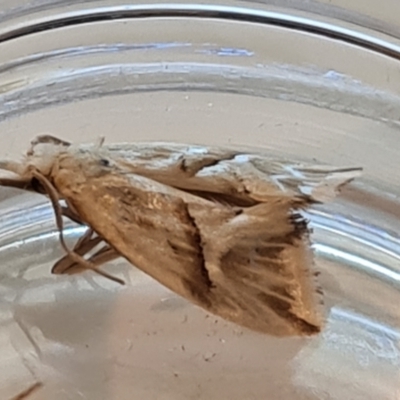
0,135 -> 362,337
52,167 -> 230,305
46,151 -> 323,335
102,142 -> 362,204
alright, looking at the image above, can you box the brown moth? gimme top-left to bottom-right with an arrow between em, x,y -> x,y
0,135 -> 362,337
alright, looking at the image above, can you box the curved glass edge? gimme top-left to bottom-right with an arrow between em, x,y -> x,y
0,2 -> 400,53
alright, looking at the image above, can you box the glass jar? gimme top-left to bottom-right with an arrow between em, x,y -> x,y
0,2 -> 399,399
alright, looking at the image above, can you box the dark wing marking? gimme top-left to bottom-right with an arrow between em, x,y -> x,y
186,197 -> 323,336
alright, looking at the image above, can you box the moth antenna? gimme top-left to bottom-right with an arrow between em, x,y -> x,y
30,169 -> 125,285
0,160 -> 25,175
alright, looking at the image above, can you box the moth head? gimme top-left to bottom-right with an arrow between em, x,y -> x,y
0,137 -> 70,194
33,144 -> 116,190
0,141 -> 64,180
0,135 -> 115,193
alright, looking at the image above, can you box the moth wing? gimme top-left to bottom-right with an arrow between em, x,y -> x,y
56,168 -> 322,336
187,198 -> 323,336
56,171 -> 227,307
104,142 -> 361,204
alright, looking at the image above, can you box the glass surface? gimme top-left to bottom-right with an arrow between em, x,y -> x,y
0,2 -> 399,399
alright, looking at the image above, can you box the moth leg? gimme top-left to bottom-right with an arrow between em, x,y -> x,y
58,202 -> 123,279
73,228 -> 98,250
53,242 -> 120,276
52,229 -> 103,275
30,169 -> 124,285
0,177 -> 32,190
61,205 -> 86,225
0,176 -> 89,225
0,177 -> 88,226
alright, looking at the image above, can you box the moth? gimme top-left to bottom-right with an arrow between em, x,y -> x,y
0,135 -> 361,337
